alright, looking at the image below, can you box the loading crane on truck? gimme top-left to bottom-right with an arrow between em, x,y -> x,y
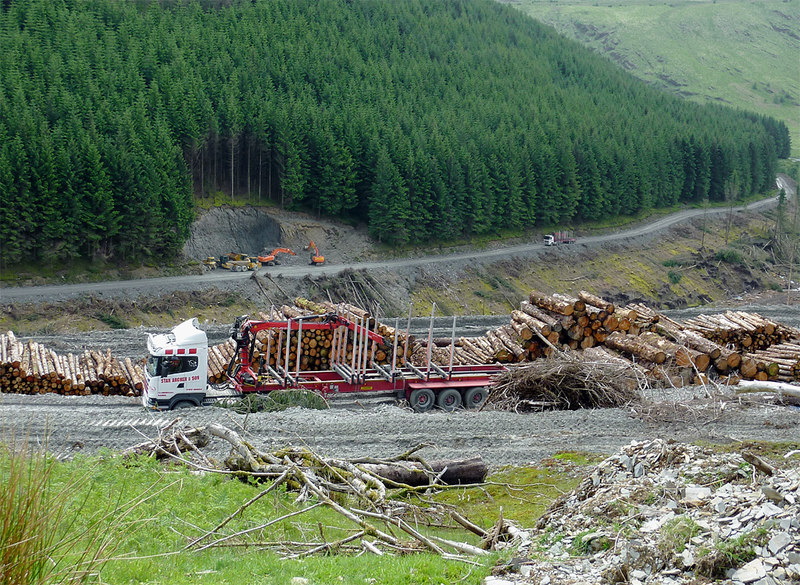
142,311 -> 504,412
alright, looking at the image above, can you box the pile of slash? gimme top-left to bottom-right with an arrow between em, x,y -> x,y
488,439 -> 800,585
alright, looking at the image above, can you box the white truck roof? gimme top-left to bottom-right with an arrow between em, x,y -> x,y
147,318 -> 207,355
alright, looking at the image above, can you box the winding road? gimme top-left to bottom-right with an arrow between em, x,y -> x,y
1,176 -> 794,304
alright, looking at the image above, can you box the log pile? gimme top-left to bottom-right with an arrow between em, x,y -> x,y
426,290 -> 800,388
0,332 -> 144,396
5,292 -> 800,400
207,338 -> 236,384
681,311 -> 799,353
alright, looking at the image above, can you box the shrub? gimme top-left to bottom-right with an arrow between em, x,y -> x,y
715,249 -> 744,264
695,528 -> 769,578
219,390 -> 329,413
658,515 -> 701,559
668,270 -> 682,284
96,313 -> 129,329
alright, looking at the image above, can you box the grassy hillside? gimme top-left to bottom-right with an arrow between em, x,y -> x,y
511,0 -> 800,156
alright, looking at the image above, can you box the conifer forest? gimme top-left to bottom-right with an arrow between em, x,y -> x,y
0,0 -> 790,266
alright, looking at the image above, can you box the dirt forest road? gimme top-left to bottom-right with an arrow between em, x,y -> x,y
0,183 -> 790,304
2,387 -> 798,467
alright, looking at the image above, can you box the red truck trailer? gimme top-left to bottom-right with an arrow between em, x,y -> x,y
143,312 -> 505,412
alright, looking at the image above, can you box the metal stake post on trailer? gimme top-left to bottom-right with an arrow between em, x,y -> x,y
361,315 -> 370,383
425,303 -> 435,380
295,317 -> 303,381
392,317 -> 400,378
347,311 -> 358,384
448,314 -> 456,377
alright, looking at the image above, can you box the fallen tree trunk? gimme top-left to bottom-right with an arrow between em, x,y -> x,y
734,380 -> 800,399
360,456 -> 488,486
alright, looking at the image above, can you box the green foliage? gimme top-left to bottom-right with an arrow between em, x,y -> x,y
218,390 -> 328,413
696,528 -> 769,578
0,442 -> 123,585
551,451 -> 605,465
569,530 -> 612,556
95,313 -> 130,330
0,0 -> 787,269
668,270 -> 682,284
658,515 -> 702,559
433,464 -> 581,529
1,447 -> 494,584
715,248 -> 744,264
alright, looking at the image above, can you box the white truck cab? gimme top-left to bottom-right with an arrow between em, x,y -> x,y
543,234 -> 555,246
142,318 -> 210,409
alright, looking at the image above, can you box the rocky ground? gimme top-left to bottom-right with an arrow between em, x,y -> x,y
487,439 -> 800,585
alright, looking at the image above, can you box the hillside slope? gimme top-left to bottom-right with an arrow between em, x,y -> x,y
512,0 -> 800,156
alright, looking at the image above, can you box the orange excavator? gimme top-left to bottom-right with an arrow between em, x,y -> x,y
304,241 -> 325,265
257,247 -> 295,266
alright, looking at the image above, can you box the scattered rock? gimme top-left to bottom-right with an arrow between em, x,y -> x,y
502,439 -> 800,584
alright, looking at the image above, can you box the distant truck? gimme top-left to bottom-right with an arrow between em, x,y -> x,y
543,231 -> 576,246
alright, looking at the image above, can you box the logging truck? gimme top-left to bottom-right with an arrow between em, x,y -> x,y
143,314 -> 504,412
543,231 -> 576,246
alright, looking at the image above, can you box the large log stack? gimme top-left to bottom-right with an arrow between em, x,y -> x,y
0,332 -> 144,396
424,290 -> 800,388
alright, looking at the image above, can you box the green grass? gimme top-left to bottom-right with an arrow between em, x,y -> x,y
513,0 -> 800,157
0,448 -> 592,585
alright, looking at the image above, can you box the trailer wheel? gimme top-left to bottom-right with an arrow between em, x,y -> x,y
462,387 -> 488,409
436,388 -> 462,412
171,400 -> 196,410
408,388 -> 435,412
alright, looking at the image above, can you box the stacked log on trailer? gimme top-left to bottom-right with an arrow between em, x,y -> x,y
207,338 -> 237,384
0,332 -> 144,396
220,299 -> 414,377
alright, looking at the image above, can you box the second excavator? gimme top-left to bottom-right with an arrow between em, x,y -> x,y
304,241 -> 325,265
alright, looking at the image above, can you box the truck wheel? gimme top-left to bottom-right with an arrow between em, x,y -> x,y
408,388 -> 435,413
462,387 -> 488,409
171,400 -> 196,410
436,388 -> 462,412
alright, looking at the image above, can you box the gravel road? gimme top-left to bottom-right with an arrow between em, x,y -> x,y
0,188 -> 785,304
2,386 -> 797,468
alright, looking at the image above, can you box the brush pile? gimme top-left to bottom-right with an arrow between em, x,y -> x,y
487,354 -> 644,412
123,423 -> 522,560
